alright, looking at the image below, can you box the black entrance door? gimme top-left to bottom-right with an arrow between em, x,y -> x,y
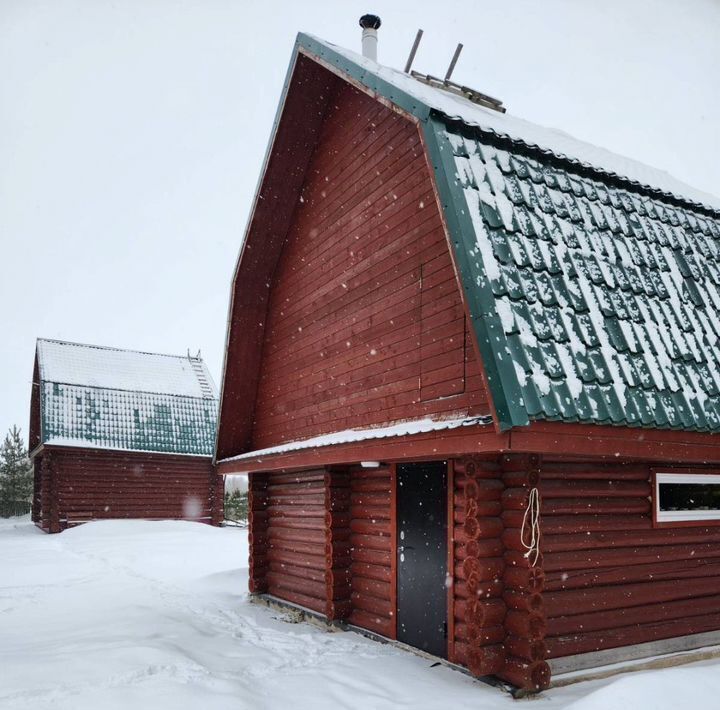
396,461 -> 448,658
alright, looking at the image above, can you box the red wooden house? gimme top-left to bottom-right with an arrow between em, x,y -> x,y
216,31 -> 720,692
30,339 -> 223,532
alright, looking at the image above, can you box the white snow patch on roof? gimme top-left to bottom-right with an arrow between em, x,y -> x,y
556,343 -> 584,399
513,361 -> 528,387
220,415 -> 491,464
496,297 -> 515,332
37,339 -> 217,398
531,364 -> 551,396
464,189 -> 501,282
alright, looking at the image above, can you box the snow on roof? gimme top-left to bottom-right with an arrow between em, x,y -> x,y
438,123 -> 720,432
306,35 -> 720,213
219,415 -> 492,465
37,339 -> 217,398
36,339 -> 218,456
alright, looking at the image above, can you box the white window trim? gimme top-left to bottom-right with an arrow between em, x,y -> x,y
655,472 -> 720,523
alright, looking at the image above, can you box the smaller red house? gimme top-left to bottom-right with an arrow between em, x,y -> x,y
30,339 -> 223,532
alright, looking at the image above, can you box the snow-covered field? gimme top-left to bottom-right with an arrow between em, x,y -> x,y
1,517 -> 719,710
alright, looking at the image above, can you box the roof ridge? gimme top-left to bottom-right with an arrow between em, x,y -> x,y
37,337 -> 207,364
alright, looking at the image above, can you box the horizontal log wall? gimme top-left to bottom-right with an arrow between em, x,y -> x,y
50,448 -> 220,530
263,469 -> 328,614
251,81 -> 490,450
325,468 -> 352,620
540,459 -> 720,660
451,456 -> 507,676
33,453 -> 57,532
348,465 -> 396,638
499,455 -> 550,691
248,473 -> 269,594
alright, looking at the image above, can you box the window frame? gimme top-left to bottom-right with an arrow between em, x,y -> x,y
652,471 -> 720,527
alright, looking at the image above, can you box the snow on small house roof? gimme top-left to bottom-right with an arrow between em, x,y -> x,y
37,339 -> 217,398
36,339 -> 218,456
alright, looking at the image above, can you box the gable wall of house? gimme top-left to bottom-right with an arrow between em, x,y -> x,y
251,83 -> 491,450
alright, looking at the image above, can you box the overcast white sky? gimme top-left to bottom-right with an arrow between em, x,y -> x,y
1,0 -> 719,443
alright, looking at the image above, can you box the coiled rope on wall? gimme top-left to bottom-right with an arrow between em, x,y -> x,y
521,487 -> 541,567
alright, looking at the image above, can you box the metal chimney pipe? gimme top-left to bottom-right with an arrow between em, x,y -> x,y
359,14 -> 381,61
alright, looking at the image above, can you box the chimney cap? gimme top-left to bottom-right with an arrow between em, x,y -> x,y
359,14 -> 381,30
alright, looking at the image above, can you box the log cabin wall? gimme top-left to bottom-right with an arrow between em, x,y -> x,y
33,453 -> 55,532
34,447 -> 221,532
539,458 -> 720,660
31,454 -> 43,527
500,455 -> 550,691
324,468 -> 352,621
348,465 -> 395,638
248,472 -> 269,595
250,82 -> 491,451
450,456 -> 506,676
262,469 -> 328,614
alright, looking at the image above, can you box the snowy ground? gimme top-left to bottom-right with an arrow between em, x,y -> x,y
1,518 -> 720,710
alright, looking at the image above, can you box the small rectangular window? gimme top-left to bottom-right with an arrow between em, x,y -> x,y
654,473 -> 720,525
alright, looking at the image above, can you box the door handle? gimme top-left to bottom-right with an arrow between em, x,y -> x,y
399,545 -> 415,552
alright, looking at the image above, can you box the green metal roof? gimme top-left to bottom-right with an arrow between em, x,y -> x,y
296,34 -> 720,433
431,121 -> 720,431
37,339 -> 218,455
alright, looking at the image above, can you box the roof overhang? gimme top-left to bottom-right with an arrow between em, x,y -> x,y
218,417 -> 502,474
217,418 -> 720,475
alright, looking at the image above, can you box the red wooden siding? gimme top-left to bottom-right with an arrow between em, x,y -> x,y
216,55 -> 338,460
539,459 -> 720,659
250,83 -> 491,450
32,447 -> 221,532
263,470 -> 328,614
348,465 -> 395,638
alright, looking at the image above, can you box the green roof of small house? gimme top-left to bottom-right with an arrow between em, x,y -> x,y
292,34 -> 720,433
36,339 -> 218,456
